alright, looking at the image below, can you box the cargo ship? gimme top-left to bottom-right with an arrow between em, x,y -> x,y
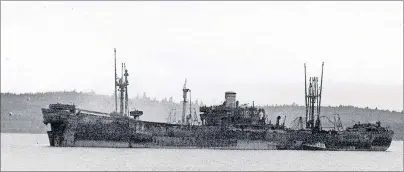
42,49 -> 394,151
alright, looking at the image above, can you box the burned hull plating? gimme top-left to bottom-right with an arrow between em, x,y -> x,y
41,58 -> 394,151
43,106 -> 393,151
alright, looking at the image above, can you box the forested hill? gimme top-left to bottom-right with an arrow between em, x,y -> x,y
1,91 -> 403,140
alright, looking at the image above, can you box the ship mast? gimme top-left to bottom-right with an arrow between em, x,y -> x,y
304,62 -> 324,131
119,63 -> 124,115
193,108 -> 199,125
114,48 -> 118,112
304,63 -> 308,128
124,64 -> 129,116
315,62 -> 324,130
182,79 -> 190,125
113,48 -> 130,116
189,89 -> 192,125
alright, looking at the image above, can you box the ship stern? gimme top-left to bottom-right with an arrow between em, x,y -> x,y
370,130 -> 394,151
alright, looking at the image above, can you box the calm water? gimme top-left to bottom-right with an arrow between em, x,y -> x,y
1,133 -> 403,171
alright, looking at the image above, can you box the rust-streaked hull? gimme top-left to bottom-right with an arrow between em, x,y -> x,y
42,108 -> 394,151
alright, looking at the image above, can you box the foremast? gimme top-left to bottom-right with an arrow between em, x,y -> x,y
113,48 -> 139,117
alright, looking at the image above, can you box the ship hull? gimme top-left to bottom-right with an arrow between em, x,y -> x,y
43,109 -> 394,151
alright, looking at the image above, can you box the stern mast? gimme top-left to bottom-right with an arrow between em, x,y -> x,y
305,62 -> 324,131
315,62 -> 324,130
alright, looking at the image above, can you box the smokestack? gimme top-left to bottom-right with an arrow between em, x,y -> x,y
224,92 -> 236,108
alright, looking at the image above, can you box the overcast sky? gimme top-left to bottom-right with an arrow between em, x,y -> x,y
1,1 -> 403,111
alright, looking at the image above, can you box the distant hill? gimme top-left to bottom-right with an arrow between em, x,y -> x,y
1,91 -> 403,140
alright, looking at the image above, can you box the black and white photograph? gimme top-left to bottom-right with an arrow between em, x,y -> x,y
1,1 -> 403,171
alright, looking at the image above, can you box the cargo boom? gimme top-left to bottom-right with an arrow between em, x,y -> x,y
42,49 -> 393,151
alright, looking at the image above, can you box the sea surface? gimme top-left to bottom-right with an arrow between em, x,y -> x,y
1,133 -> 403,171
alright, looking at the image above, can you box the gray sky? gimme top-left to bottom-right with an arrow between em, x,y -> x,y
1,1 -> 403,111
